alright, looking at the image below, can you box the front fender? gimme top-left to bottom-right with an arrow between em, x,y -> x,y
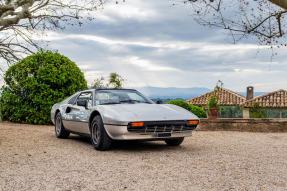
88,109 -> 104,133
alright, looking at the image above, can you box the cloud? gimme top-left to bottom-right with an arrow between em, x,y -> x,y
44,32 -> 205,50
39,0 -> 287,92
123,56 -> 180,71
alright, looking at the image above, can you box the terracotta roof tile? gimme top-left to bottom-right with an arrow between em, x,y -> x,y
186,88 -> 246,106
244,89 -> 287,108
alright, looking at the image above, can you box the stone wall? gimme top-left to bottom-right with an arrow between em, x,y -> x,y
197,118 -> 287,132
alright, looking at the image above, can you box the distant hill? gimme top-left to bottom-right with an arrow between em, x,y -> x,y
133,86 -> 269,100
135,86 -> 212,100
237,92 -> 268,97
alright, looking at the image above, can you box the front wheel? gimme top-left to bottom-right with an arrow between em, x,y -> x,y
91,115 -> 112,151
55,112 -> 70,139
165,137 -> 184,146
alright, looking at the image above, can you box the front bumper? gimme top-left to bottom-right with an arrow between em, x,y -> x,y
104,124 -> 194,140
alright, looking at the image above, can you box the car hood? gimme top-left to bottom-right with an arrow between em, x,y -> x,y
96,104 -> 199,124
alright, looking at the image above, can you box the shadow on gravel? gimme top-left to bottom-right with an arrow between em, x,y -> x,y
111,140 -> 170,151
68,135 -> 91,144
67,135 -> 200,152
112,141 -> 202,154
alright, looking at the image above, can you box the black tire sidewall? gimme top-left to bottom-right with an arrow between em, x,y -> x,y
55,113 -> 63,138
91,115 -> 112,151
91,117 -> 101,148
55,112 -> 70,138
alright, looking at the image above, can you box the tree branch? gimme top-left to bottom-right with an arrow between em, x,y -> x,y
0,0 -> 106,67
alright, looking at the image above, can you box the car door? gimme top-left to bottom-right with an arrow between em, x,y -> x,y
63,91 -> 93,135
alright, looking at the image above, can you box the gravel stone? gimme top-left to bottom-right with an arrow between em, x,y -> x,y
1,122 -> 287,190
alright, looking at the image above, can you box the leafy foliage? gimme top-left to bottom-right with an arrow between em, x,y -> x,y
91,72 -> 125,89
250,102 -> 265,118
261,110 -> 287,118
220,106 -> 243,118
107,73 -> 125,89
92,76 -> 105,89
0,50 -> 87,124
207,80 -> 223,111
208,96 -> 219,109
151,98 -> 184,104
190,104 -> 207,118
166,100 -> 207,118
166,100 -> 191,111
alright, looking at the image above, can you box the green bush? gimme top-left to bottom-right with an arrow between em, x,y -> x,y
0,50 -> 87,124
250,102 -> 265,118
166,100 -> 207,118
220,106 -> 243,118
190,104 -> 207,118
166,100 -> 191,111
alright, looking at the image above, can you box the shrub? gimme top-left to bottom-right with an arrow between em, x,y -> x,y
0,50 -> 87,124
220,106 -> 243,118
250,102 -> 265,118
166,100 -> 191,111
190,105 -> 207,118
166,100 -> 207,118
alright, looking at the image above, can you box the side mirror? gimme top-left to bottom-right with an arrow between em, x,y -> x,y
77,100 -> 87,108
156,100 -> 163,104
66,107 -> 71,113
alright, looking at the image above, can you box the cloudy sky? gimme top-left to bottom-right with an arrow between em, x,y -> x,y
44,0 -> 286,92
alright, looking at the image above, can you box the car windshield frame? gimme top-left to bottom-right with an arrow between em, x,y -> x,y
94,89 -> 154,106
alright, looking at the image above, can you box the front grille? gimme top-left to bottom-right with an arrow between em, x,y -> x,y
127,120 -> 198,133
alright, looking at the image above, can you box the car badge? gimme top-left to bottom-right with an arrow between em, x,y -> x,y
163,116 -> 167,119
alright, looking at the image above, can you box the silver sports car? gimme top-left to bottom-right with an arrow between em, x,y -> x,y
51,89 -> 199,151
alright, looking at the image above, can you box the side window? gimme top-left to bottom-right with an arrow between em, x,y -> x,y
68,94 -> 79,104
76,92 -> 93,108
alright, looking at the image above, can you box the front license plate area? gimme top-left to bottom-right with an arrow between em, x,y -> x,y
157,133 -> 171,137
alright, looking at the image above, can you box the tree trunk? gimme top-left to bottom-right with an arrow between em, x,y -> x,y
269,0 -> 287,10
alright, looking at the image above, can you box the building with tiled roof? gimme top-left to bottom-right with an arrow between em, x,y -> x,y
244,89 -> 287,108
242,89 -> 287,118
186,88 -> 246,107
186,86 -> 287,118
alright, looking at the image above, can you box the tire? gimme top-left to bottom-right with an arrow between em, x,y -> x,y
165,137 -> 184,146
91,115 -> 112,151
55,112 -> 70,139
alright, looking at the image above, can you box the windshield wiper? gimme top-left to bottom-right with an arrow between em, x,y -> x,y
100,102 -> 120,105
119,100 -> 141,103
119,100 -> 152,104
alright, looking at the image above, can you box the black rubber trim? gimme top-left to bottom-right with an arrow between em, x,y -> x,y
67,130 -> 91,137
103,123 -> 126,126
67,107 -> 81,111
62,119 -> 89,123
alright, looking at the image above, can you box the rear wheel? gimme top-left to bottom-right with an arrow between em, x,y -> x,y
165,137 -> 184,146
55,112 -> 70,139
91,115 -> 112,151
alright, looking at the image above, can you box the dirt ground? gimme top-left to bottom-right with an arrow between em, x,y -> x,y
1,122 -> 287,190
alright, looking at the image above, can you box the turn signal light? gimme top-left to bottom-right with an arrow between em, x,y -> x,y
189,120 -> 199,125
131,122 -> 144,127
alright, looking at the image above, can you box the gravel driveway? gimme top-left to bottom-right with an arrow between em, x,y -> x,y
1,122 -> 287,190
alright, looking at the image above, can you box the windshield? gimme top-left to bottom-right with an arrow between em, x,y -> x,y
94,90 -> 154,105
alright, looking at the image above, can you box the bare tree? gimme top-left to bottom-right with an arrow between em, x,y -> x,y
0,0 -> 106,68
176,0 -> 287,47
